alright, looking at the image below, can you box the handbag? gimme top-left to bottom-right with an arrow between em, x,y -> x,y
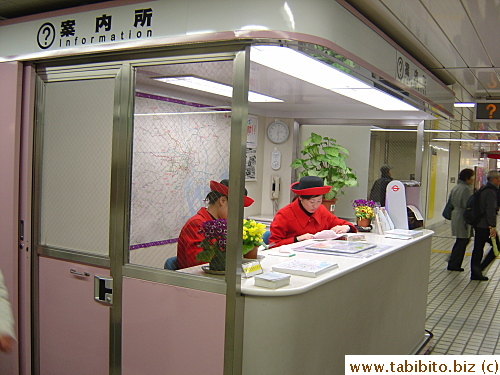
442,198 -> 453,220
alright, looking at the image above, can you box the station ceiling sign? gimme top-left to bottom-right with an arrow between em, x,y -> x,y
475,102 -> 500,121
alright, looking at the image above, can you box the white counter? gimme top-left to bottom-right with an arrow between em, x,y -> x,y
241,229 -> 433,375
242,229 -> 434,296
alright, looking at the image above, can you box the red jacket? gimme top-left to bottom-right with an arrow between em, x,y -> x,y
269,199 -> 357,247
177,207 -> 213,269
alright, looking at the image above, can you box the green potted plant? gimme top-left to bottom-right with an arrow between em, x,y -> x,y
291,132 -> 358,203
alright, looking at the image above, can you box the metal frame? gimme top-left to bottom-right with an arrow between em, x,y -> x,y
107,62 -> 135,375
224,47 -> 251,375
31,41 -> 254,375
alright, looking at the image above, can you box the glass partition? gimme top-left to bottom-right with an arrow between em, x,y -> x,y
128,59 -> 234,274
39,78 -> 115,256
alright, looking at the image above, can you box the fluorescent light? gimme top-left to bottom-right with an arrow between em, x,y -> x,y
432,138 -> 500,143
424,129 -> 455,133
135,110 -> 231,116
154,76 -> 283,103
458,130 -> 500,134
251,46 -> 371,90
250,45 -> 418,111
371,128 -> 453,132
431,145 -> 449,152
454,102 -> 476,107
331,87 -> 418,111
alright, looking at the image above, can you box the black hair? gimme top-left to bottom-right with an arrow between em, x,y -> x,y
205,191 -> 225,205
299,194 -> 322,200
458,168 -> 474,181
205,179 -> 249,205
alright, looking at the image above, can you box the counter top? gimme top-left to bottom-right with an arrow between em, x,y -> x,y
242,229 -> 433,297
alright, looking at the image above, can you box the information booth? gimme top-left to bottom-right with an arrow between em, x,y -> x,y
0,1 -> 455,374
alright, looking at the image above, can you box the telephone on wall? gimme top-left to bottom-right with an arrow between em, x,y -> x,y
271,175 -> 280,199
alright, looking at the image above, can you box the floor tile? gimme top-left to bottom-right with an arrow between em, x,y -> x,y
427,223 -> 500,355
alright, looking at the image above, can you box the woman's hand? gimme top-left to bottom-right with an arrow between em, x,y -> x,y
489,226 -> 497,238
331,225 -> 350,234
296,233 -> 314,242
0,335 -> 13,353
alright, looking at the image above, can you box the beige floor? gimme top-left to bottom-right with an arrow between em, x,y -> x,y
427,223 -> 500,355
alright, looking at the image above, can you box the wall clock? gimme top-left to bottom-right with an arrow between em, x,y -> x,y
267,120 -> 289,144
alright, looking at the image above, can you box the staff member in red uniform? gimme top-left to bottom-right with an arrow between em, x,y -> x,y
269,176 -> 356,248
176,179 -> 254,269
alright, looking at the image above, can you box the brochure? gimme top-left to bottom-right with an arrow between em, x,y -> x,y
272,258 -> 339,277
304,240 -> 377,254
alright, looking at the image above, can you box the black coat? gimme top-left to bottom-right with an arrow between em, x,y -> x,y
369,174 -> 393,206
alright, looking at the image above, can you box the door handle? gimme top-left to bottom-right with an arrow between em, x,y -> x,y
94,275 -> 113,305
70,269 -> 90,277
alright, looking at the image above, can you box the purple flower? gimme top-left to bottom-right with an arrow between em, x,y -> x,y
199,219 -> 228,251
352,199 -> 375,208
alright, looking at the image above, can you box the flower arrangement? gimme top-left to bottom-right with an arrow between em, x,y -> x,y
242,219 -> 267,254
196,219 -> 267,271
196,219 -> 228,270
352,199 -> 376,220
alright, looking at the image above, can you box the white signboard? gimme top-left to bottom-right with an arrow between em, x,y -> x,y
385,180 -> 409,230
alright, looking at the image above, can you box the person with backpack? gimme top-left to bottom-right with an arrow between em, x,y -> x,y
446,168 -> 475,271
470,169 -> 500,281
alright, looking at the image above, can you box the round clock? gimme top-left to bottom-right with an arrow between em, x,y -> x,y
267,121 -> 290,144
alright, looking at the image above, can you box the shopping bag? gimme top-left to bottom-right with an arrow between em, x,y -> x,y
442,199 -> 453,220
491,236 -> 499,257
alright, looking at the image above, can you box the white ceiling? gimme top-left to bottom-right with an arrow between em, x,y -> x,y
342,0 -> 500,124
1,0 -> 499,131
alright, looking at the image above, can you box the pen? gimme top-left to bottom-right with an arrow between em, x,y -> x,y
264,242 -> 277,249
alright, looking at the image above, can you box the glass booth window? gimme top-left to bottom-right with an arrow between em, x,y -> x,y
129,59 -> 234,273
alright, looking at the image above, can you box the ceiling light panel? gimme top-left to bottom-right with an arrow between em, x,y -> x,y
250,45 -> 418,111
154,76 -> 283,103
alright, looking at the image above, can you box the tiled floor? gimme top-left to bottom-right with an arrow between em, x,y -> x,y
427,223 -> 500,355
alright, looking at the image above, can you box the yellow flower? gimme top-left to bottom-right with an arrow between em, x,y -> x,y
242,219 -> 266,253
354,205 -> 375,219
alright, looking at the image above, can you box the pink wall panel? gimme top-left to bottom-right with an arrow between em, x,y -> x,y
0,61 -> 22,374
38,257 -> 110,375
122,277 -> 225,375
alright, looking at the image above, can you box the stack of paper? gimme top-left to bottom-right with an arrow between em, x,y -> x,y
384,229 -> 423,240
254,272 -> 291,289
272,258 -> 339,277
304,240 -> 377,254
313,230 -> 347,240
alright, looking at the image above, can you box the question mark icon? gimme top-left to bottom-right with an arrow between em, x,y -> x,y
43,28 -> 50,42
37,22 -> 56,49
486,104 -> 497,119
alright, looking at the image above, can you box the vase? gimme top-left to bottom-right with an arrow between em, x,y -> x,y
321,198 -> 338,213
244,246 -> 259,260
357,218 -> 371,227
207,246 -> 258,272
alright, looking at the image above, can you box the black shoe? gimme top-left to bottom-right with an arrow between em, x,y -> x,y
471,274 -> 489,281
447,267 -> 464,272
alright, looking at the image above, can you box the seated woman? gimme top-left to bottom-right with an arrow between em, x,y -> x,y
176,179 -> 254,269
269,176 -> 357,248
